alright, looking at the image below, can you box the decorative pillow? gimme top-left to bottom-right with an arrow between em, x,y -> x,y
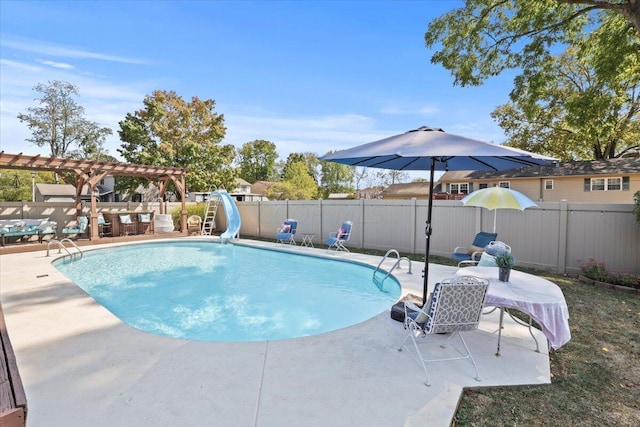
279,224 -> 291,233
119,214 -> 132,224
478,252 -> 497,267
467,244 -> 484,255
139,214 -> 151,222
337,227 -> 346,238
485,241 -> 511,257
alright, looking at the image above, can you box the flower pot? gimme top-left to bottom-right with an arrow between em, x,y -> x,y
498,267 -> 511,282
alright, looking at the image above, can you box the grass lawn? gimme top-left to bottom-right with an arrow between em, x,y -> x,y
452,270 -> 640,426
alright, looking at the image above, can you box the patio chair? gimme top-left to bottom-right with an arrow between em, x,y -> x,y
137,213 -> 152,235
97,213 -> 112,237
275,219 -> 298,245
62,216 -> 88,240
187,215 -> 203,235
458,241 -> 512,268
397,275 -> 489,386
451,231 -> 497,265
326,221 -> 353,252
118,214 -> 136,236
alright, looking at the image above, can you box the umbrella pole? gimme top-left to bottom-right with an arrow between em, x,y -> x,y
494,210 -> 497,233
423,159 -> 436,306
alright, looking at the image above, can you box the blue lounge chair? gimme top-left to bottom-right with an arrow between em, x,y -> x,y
276,219 -> 298,244
62,216 -> 88,240
451,231 -> 497,264
326,221 -> 353,252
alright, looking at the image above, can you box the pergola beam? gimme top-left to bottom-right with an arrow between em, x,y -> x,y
0,151 -> 188,240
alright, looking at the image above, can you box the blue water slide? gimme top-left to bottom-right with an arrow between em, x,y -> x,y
211,190 -> 241,240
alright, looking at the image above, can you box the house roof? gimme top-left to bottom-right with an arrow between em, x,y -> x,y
235,177 -> 251,186
380,182 -> 431,197
36,183 -> 76,196
439,158 -> 640,180
251,181 -> 278,194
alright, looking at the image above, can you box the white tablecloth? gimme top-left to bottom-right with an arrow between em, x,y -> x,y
456,266 -> 571,349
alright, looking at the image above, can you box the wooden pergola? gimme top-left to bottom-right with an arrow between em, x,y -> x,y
0,151 -> 188,240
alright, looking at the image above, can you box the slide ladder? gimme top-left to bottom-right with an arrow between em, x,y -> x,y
373,249 -> 412,290
202,192 -> 219,236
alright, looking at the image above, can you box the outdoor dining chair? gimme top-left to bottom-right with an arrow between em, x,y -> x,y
397,275 -> 489,386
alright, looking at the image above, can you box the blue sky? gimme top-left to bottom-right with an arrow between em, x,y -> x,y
0,0 -> 516,166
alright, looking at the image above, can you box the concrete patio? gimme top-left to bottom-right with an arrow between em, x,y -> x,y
0,238 -> 552,427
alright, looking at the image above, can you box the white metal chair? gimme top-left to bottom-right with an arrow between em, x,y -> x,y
397,276 -> 489,386
326,220 -> 352,251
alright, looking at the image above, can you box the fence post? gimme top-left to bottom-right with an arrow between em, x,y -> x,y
411,198 -> 417,254
557,200 -> 569,274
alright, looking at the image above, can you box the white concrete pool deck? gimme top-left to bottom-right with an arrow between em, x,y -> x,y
0,238 -> 551,427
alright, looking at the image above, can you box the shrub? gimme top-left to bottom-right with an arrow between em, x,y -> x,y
578,258 -> 640,289
170,203 -> 206,231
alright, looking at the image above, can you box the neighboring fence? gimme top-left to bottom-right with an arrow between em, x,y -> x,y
1,199 -> 638,275
234,199 -> 640,276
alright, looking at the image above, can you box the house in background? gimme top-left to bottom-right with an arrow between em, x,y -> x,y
437,158 -> 640,203
186,178 -> 269,202
379,182 -> 432,200
35,177 -> 115,202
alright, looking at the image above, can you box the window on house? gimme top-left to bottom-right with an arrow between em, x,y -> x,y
545,180 -> 553,190
589,177 -> 622,191
450,183 -> 469,194
499,181 -> 510,189
479,183 -> 488,189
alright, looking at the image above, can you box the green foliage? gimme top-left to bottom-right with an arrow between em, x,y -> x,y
634,190 -> 640,226
425,1 -> 638,87
495,252 -> 515,269
579,257 -> 640,289
171,203 -> 206,230
282,152 -> 320,183
0,169 -> 56,201
117,90 -> 237,197
17,80 -> 112,158
266,161 -> 319,200
237,140 -> 279,182
491,14 -> 640,160
319,151 -> 355,198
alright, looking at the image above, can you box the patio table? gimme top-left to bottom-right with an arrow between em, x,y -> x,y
456,266 -> 571,355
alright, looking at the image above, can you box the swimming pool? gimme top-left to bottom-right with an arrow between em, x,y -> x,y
53,241 -> 401,342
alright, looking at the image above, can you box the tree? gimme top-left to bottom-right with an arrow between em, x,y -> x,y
425,1 -> 640,87
375,170 -> 410,186
17,80 -> 112,158
282,152 -> 320,183
266,161 -> 319,200
118,90 -> 236,195
237,140 -> 279,182
319,151 -> 355,198
492,37 -> 640,159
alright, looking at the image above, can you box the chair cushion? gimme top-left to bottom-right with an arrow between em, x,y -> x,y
467,244 -> 484,255
119,214 -> 133,224
139,214 -> 151,222
485,241 -> 510,257
477,252 -> 497,266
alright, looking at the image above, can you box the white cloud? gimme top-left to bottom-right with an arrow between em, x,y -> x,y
40,60 -> 74,70
1,36 -> 148,65
380,104 -> 440,116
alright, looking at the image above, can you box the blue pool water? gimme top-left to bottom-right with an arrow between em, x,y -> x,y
53,241 -> 400,342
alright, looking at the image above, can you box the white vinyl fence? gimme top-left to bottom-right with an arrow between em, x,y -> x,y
2,199 -> 638,275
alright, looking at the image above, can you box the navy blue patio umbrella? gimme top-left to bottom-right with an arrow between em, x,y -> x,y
320,126 -> 556,305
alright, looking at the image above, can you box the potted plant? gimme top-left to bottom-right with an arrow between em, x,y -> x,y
495,252 -> 515,282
